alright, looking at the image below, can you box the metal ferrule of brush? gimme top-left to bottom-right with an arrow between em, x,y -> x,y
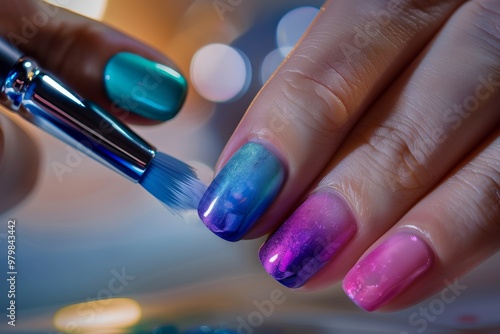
1,57 -> 156,182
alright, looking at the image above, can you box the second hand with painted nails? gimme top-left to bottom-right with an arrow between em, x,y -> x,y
198,142 -> 286,242
0,38 -> 202,212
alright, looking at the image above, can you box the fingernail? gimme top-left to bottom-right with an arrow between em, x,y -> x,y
198,142 -> 286,242
104,52 -> 187,121
343,233 -> 434,311
259,191 -> 356,288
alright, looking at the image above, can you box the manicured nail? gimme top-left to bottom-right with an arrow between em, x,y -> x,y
104,52 -> 187,121
198,142 -> 286,242
343,233 -> 434,311
259,191 -> 356,288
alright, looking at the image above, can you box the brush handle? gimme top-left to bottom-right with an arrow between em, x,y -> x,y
0,39 -> 21,83
0,38 -> 155,182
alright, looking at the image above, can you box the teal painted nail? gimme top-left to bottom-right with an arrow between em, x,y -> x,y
104,52 -> 187,121
198,142 -> 286,241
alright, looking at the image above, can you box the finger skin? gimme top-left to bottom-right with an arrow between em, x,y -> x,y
199,0 -> 465,242
344,129 -> 500,311
0,113 -> 40,213
0,119 -> 3,161
298,0 -> 500,290
0,0 -> 184,124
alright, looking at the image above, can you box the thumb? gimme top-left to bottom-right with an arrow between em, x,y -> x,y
0,0 -> 187,123
0,112 -> 40,213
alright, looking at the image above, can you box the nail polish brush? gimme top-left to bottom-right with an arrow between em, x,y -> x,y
0,37 -> 205,211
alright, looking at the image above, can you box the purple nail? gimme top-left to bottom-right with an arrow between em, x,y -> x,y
259,191 -> 357,288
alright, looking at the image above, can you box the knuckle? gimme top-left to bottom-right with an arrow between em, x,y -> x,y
454,144 -> 500,236
276,65 -> 355,140
377,0 -> 460,40
361,118 -> 434,196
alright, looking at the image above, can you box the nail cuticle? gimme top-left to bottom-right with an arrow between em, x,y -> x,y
244,138 -> 289,177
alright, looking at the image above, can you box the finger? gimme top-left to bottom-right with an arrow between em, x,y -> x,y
0,112 -> 40,213
198,0 -> 466,241
0,0 -> 187,123
343,128 -> 499,311
259,0 -> 500,289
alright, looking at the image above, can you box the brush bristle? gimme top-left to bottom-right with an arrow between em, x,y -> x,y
139,152 -> 207,212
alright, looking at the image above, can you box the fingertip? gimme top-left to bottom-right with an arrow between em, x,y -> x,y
198,142 -> 287,242
103,52 -> 188,122
10,3 -> 188,123
341,232 -> 434,312
0,118 -> 4,162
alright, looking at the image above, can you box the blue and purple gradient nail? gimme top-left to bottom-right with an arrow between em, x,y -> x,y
259,191 -> 356,288
198,142 -> 286,242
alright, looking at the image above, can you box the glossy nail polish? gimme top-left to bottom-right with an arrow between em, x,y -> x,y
259,191 -> 356,288
198,142 -> 286,242
104,52 -> 187,121
343,233 -> 433,311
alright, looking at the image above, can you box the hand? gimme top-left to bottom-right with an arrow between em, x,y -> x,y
0,0 -> 187,212
198,0 -> 500,311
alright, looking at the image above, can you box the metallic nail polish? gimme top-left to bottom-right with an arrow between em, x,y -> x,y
343,233 -> 434,311
259,191 -> 356,288
104,52 -> 187,121
198,142 -> 286,242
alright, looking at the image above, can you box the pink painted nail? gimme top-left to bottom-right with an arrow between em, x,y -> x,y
343,233 -> 433,311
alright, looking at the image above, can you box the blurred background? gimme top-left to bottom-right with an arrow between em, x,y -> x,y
0,0 -> 499,333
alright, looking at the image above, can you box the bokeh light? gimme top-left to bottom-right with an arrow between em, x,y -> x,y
53,298 -> 141,333
276,6 -> 319,57
45,0 -> 108,20
190,44 -> 251,103
260,48 -> 286,85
